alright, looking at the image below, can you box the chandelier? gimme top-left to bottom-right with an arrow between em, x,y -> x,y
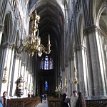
2,67 -> 7,83
12,10 -> 51,57
72,67 -> 78,85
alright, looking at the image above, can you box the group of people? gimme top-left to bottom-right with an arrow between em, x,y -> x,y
0,91 -> 8,107
61,91 -> 86,107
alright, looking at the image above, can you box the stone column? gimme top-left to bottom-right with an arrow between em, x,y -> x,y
75,48 -> 85,94
70,60 -> 74,95
11,54 -> 21,96
81,43 -> 89,97
66,63 -> 71,97
0,0 -> 3,7
95,28 -> 106,95
0,25 -> 3,92
1,45 -> 13,94
84,25 -> 104,96
7,49 -> 15,95
23,65 -> 27,96
0,24 -> 3,45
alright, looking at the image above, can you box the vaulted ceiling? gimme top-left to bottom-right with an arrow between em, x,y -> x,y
28,0 -> 64,58
28,0 -> 65,94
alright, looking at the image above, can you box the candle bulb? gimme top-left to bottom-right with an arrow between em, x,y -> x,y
38,37 -> 41,45
48,34 -> 50,44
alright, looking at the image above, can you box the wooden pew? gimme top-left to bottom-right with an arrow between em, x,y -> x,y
86,99 -> 107,107
48,96 -> 61,107
7,96 -> 40,107
48,96 -> 107,107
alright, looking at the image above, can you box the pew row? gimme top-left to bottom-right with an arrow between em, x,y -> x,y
7,96 -> 40,107
47,97 -> 107,107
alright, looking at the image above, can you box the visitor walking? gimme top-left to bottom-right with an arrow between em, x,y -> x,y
61,93 -> 69,107
2,91 -> 7,107
0,93 -> 3,107
70,90 -> 78,107
75,92 -> 86,107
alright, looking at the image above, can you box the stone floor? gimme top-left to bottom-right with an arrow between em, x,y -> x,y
36,99 -> 48,107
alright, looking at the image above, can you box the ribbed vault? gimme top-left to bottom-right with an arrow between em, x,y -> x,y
37,0 -> 64,54
28,0 -> 64,94
29,0 -> 64,56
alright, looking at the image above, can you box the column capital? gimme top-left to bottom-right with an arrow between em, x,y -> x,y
1,42 -> 12,49
83,25 -> 97,35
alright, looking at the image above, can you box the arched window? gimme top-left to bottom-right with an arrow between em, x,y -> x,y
44,80 -> 48,91
40,55 -> 53,70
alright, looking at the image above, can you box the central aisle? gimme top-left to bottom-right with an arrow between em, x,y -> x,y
36,99 -> 48,107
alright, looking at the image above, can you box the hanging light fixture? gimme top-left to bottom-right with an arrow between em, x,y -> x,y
72,67 -> 78,84
2,67 -> 7,83
11,10 -> 51,57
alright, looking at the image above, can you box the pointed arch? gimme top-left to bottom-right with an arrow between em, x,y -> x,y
0,12 -> 14,93
96,1 -> 107,27
95,1 -> 107,95
2,12 -> 13,45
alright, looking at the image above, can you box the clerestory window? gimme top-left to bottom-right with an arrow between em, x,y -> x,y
40,55 -> 53,70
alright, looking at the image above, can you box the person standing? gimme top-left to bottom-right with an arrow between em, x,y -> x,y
40,94 -> 42,103
2,92 -> 7,107
70,90 -> 78,107
75,92 -> 86,107
61,93 -> 69,107
0,93 -> 3,107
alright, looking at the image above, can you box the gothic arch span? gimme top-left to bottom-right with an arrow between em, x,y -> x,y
96,2 -> 107,27
0,12 -> 13,93
2,12 -> 13,45
95,1 -> 107,95
0,0 -> 8,22
96,0 -> 106,16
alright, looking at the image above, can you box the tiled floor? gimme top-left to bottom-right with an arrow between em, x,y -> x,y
36,99 -> 48,107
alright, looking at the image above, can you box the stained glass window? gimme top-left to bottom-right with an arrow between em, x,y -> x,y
40,55 -> 53,70
44,81 -> 48,91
